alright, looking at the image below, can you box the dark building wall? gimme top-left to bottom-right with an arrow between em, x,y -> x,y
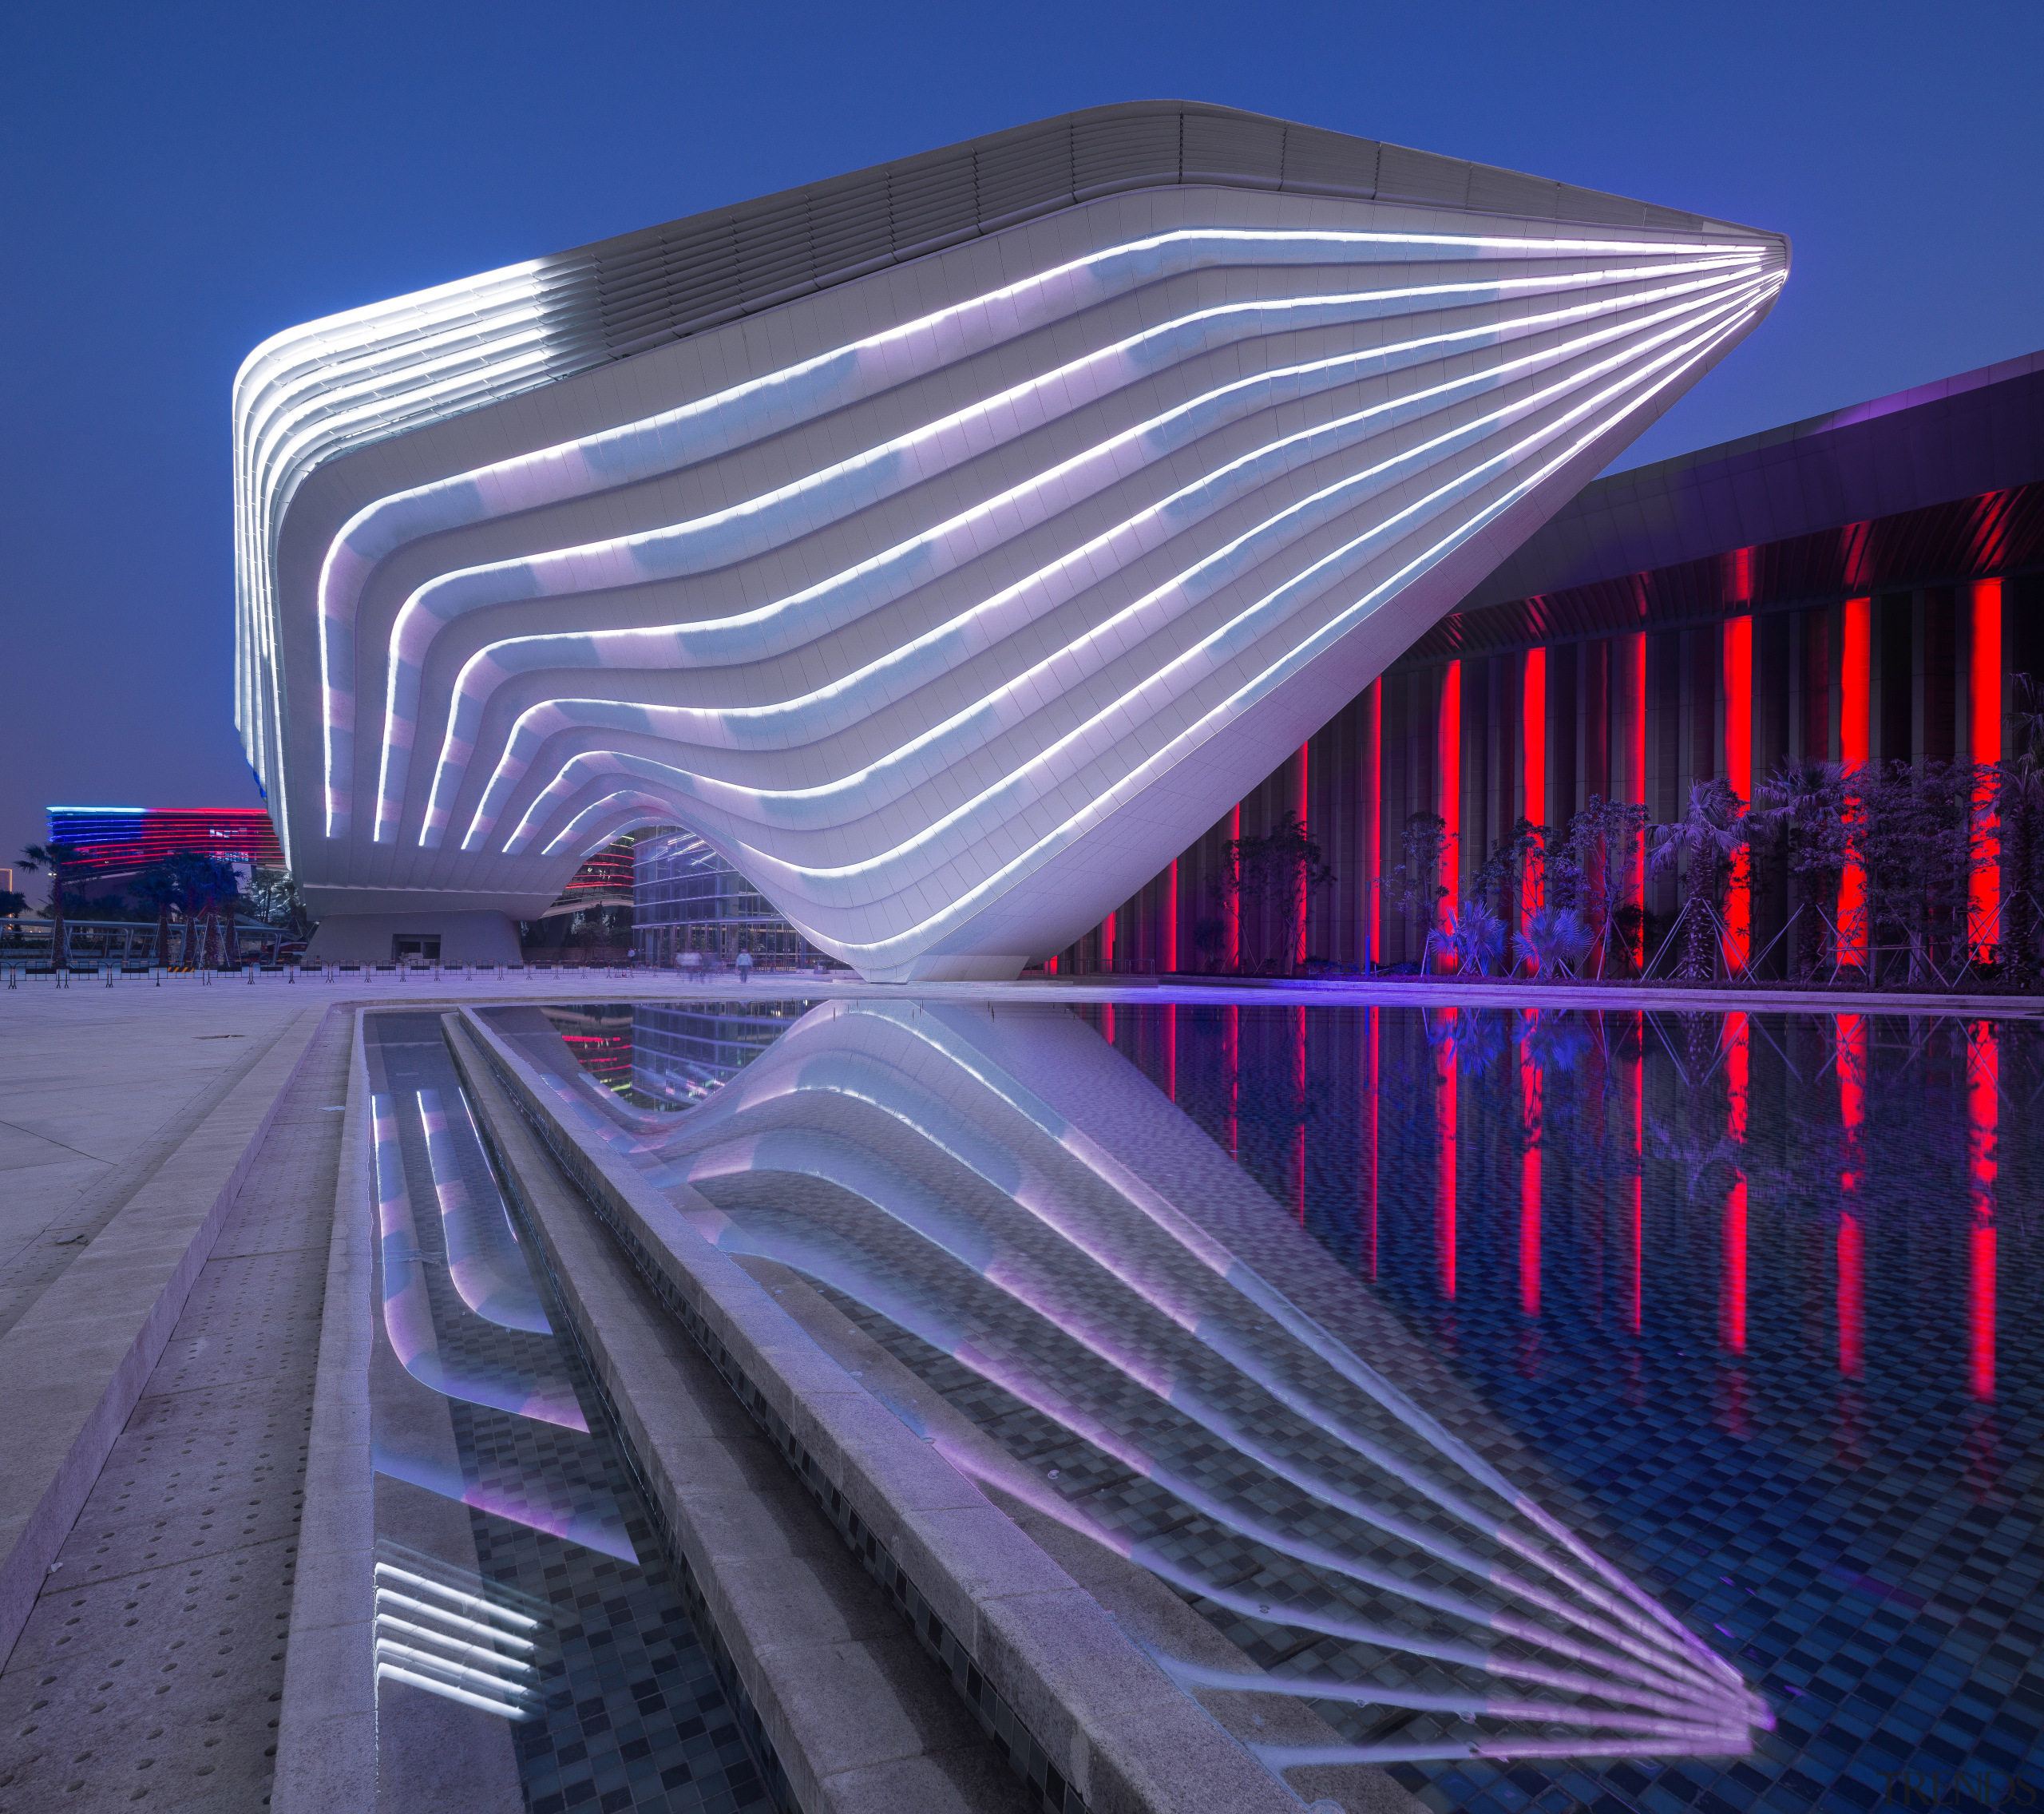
1052,533 -> 2044,978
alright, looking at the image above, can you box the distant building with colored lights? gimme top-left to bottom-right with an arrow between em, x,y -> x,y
46,806 -> 285,879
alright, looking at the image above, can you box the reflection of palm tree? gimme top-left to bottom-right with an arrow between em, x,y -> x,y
1425,1005 -> 1508,1079
1644,1116 -> 1744,1205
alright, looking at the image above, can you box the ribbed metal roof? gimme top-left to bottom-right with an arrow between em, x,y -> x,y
1392,350 -> 2044,663
524,98 -> 1781,368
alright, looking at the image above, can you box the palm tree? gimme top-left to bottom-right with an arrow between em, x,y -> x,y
132,863 -> 184,967
18,842 -> 81,968
1750,760 -> 1849,980
1444,897 -> 1507,976
1515,904 -> 1593,980
1649,779 -> 1748,981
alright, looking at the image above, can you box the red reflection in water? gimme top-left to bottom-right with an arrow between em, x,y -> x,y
1293,1003 -> 1307,1224
1102,1002 -> 1115,1048
1519,1012 -> 1541,1319
1164,1002 -> 1177,1103
1361,1007 -> 1379,1278
1723,1012 -> 1748,1354
1968,1022 -> 1998,1400
1436,1010 -> 1458,1299
1626,1013 -> 1643,1334
1837,1014 -> 1865,1380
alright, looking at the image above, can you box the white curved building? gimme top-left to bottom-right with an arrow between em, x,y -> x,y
236,102 -> 1786,976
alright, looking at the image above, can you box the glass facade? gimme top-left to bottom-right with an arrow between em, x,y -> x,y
629,830 -> 829,968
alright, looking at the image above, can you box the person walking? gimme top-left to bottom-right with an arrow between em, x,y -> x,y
679,948 -> 703,981
735,948 -> 753,984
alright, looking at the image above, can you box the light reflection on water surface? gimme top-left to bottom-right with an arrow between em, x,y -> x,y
528,1000 -> 2042,1814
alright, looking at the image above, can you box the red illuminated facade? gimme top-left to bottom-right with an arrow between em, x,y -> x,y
1052,350 -> 2044,975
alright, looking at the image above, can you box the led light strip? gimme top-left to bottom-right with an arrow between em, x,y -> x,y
531,279 -> 1776,940
743,282 -> 1780,968
475,275 -> 1769,867
301,221 -> 1770,839
452,266 -> 1761,851
402,255 -> 1760,845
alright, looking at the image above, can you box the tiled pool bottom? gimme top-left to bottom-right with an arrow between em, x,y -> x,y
1082,1004 -> 2043,1814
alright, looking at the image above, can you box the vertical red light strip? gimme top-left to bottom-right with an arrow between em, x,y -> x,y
1100,910 -> 1115,974
1722,1011 -> 1748,1354
1625,632 -> 1647,965
1364,679 -> 1382,970
1523,650 -> 1546,943
1723,616 -> 1753,971
1971,580 -> 2003,953
1967,1022 -> 1998,1400
1362,1008 -> 1379,1279
1226,804 -> 1242,974
1519,1012 -> 1541,1318
1436,1011 -> 1458,1299
1837,1013 -> 1865,1379
1165,859 -> 1178,976
1440,662 -> 1462,955
1840,598 -> 1872,967
1627,1013 -> 1643,1333
1296,743 -> 1310,969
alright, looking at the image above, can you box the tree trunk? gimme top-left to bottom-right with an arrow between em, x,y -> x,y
48,868 -> 66,969
1683,873 -> 1715,981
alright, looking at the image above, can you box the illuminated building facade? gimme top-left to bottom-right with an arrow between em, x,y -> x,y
631,830 -> 824,968
235,101 -> 1784,974
1071,350 -> 2044,974
45,806 -> 283,879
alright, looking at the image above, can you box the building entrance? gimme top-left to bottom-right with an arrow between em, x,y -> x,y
392,935 -> 442,963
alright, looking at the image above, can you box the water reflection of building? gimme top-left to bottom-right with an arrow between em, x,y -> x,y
631,828 -> 828,968
518,996 -> 1767,1776
517,1000 -> 813,1112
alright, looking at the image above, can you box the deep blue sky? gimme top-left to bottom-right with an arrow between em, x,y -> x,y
5,0 -> 2040,877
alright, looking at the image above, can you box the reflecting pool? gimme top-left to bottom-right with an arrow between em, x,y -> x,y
504,1000 -> 2042,1814
363,1011 -> 780,1813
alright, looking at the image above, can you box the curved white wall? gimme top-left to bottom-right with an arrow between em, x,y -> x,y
241,118 -> 1785,978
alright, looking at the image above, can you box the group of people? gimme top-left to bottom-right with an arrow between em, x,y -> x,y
674,948 -> 754,981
